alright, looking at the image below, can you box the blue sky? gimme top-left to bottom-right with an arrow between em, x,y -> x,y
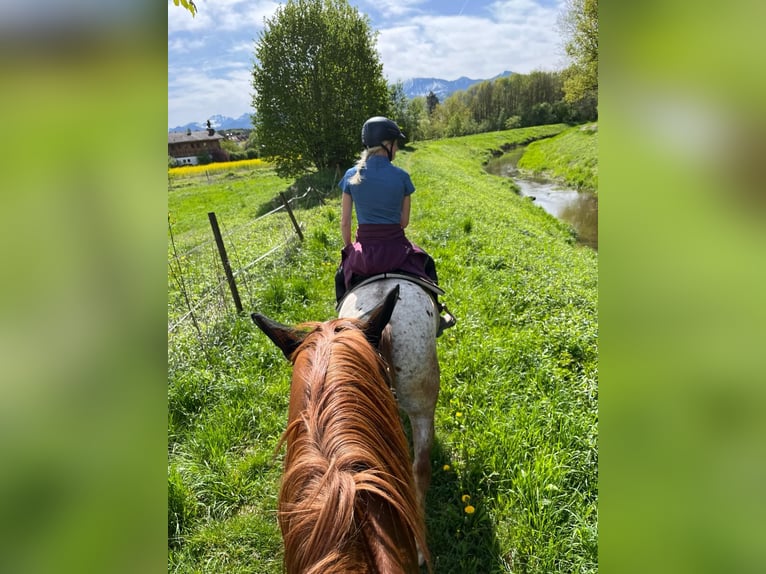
168,0 -> 567,128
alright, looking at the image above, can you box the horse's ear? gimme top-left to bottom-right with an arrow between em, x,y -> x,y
360,285 -> 400,348
251,313 -> 306,360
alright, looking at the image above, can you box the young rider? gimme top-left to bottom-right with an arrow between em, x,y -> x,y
334,116 -> 456,335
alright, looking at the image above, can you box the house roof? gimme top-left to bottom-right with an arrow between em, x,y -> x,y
168,130 -> 224,144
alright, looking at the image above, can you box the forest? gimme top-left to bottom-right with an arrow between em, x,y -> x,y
389,69 -> 597,142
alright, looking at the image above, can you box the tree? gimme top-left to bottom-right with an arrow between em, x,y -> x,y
389,82 -> 425,143
220,139 -> 241,155
425,91 -> 439,116
560,0 -> 598,115
171,0 -> 197,17
431,95 -> 474,138
252,0 -> 390,177
406,97 -> 428,141
388,82 -> 413,142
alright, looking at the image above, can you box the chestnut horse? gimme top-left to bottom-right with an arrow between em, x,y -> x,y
252,286 -> 430,573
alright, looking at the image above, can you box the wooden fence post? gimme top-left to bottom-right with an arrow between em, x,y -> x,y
279,192 -> 304,241
208,212 -> 243,314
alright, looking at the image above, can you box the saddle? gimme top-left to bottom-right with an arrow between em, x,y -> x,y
335,272 -> 444,311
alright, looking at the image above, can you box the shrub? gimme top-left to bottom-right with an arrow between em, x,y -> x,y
211,148 -> 230,163
505,115 -> 522,129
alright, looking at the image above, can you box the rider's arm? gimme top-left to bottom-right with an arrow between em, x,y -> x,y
400,195 -> 411,229
341,192 -> 353,246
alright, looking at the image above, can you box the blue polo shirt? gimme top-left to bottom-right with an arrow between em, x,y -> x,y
339,155 -> 415,224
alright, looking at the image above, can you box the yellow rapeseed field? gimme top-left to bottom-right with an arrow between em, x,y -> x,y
168,158 -> 271,177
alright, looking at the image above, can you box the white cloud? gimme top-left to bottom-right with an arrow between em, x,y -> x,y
168,36 -> 207,54
168,0 -> 568,127
378,3 -> 564,82
168,0 -> 278,34
168,66 -> 254,127
229,41 -> 256,54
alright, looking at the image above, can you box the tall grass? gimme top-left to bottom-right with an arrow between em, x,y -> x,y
517,123 -> 598,192
168,124 -> 597,573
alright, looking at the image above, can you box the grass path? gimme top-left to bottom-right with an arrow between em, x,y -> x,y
168,124 -> 598,573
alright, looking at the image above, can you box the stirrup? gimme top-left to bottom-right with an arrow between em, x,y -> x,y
436,304 -> 456,337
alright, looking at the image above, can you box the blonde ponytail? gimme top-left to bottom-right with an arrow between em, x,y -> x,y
349,145 -> 385,185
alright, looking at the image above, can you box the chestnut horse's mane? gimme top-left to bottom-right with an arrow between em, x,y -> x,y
278,319 -> 428,574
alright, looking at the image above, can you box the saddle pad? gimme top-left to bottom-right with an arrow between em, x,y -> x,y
336,272 -> 444,311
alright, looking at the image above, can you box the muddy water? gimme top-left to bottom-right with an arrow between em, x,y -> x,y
485,147 -> 598,250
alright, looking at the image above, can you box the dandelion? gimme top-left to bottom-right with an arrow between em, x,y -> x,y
456,411 -> 463,418
464,505 -> 475,514
461,494 -> 471,503
443,464 -> 451,471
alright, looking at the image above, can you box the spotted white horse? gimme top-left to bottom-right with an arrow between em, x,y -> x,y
337,275 -> 442,534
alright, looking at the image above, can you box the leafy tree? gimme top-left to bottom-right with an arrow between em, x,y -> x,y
220,139 -> 241,154
505,115 -> 522,129
252,0 -> 390,177
406,97 -> 428,141
210,148 -> 230,163
171,0 -> 197,17
431,95 -> 474,138
245,129 -> 261,153
524,102 -> 555,126
560,0 -> 598,115
389,82 -> 426,143
388,82 -> 414,142
426,91 -> 439,116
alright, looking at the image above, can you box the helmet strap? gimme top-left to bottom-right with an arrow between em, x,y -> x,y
382,143 -> 393,161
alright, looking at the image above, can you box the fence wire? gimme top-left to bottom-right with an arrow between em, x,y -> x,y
167,189 -> 313,338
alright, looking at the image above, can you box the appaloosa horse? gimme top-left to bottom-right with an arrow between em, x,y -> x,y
337,275 -> 442,556
252,286 -> 430,573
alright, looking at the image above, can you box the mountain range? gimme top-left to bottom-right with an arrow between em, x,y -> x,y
169,71 -> 513,132
400,70 -> 512,100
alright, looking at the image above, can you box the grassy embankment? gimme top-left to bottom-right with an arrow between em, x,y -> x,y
168,124 -> 598,573
517,123 -> 598,192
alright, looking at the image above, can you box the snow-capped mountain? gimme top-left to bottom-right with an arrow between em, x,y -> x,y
168,71 -> 513,132
168,113 -> 253,133
401,70 -> 513,100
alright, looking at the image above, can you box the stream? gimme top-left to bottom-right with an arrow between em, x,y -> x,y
484,147 -> 598,250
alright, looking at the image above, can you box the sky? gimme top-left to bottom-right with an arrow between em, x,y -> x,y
168,0 -> 568,129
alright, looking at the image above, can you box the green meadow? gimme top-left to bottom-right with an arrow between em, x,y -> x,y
168,124 -> 598,573
517,123 -> 598,192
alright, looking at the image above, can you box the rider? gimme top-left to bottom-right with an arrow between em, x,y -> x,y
334,116 -> 456,336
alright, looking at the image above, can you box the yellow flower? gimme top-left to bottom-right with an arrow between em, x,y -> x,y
464,505 -> 475,514
443,464 -> 451,471
456,412 -> 463,418
461,494 -> 471,503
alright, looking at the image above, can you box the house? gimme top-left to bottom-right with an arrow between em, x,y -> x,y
168,127 -> 224,166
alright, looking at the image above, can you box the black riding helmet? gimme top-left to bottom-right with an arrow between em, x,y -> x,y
361,116 -> 406,148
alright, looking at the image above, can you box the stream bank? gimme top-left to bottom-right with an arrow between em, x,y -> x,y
485,146 -> 598,250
